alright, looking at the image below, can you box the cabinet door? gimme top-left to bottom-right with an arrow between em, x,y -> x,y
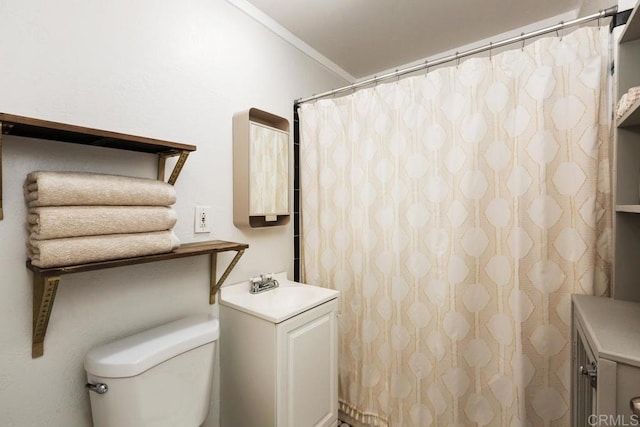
573,323 -> 598,426
616,363 -> 640,420
249,122 -> 289,216
276,300 -> 338,427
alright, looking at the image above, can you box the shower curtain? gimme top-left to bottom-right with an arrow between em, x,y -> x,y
298,27 -> 611,426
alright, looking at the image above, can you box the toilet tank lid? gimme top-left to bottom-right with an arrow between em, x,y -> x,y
84,314 -> 219,378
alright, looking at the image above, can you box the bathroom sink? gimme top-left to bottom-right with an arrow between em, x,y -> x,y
221,273 -> 339,323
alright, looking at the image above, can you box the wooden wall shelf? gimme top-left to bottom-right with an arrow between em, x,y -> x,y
26,240 -> 248,358
0,112 -> 197,220
617,99 -> 640,128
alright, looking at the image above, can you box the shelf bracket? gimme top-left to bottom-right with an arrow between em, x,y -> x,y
32,273 -> 60,358
210,249 -> 245,304
27,241 -> 247,357
158,150 -> 190,185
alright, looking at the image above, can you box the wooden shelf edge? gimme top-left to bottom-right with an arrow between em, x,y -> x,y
27,240 -> 249,277
616,204 -> 640,213
617,98 -> 640,128
27,240 -> 249,358
0,113 -> 196,154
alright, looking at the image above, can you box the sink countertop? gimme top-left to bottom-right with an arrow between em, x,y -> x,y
220,272 -> 339,323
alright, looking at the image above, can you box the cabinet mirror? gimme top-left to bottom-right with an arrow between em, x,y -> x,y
249,122 -> 288,218
233,108 -> 290,228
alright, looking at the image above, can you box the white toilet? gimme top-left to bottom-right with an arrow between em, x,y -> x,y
84,314 -> 219,427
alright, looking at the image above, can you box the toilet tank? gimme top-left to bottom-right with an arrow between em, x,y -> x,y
84,314 -> 219,427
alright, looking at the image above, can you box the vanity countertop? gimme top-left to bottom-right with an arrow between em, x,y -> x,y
221,272 -> 339,323
573,294 -> 640,367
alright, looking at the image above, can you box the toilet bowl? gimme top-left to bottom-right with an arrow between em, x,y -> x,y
84,314 -> 219,427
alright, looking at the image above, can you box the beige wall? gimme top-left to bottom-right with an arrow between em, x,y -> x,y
578,0 -> 619,16
579,0 -> 637,17
0,1 -> 346,426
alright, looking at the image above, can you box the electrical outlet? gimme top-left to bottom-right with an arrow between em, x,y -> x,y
194,206 -> 212,233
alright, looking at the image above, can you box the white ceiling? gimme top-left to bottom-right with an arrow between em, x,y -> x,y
240,0 -> 587,80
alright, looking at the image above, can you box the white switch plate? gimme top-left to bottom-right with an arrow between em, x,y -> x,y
194,206 -> 212,233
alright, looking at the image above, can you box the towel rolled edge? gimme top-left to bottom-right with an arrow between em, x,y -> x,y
28,230 -> 181,268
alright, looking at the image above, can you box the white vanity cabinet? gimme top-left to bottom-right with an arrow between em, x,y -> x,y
220,277 -> 339,427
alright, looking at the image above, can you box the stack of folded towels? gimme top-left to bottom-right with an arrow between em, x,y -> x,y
25,171 -> 180,268
616,86 -> 640,120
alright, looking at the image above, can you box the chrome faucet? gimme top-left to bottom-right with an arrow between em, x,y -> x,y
249,273 -> 279,294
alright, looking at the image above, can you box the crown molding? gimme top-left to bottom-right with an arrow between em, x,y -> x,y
226,0 -> 356,83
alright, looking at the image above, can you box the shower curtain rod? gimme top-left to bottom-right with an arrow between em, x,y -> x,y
295,6 -> 619,105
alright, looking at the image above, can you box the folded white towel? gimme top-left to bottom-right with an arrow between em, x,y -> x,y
25,171 -> 176,207
28,206 -> 178,240
28,231 -> 181,268
616,86 -> 640,119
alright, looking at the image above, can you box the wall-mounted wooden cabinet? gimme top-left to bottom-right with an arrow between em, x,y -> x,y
233,108 -> 290,228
